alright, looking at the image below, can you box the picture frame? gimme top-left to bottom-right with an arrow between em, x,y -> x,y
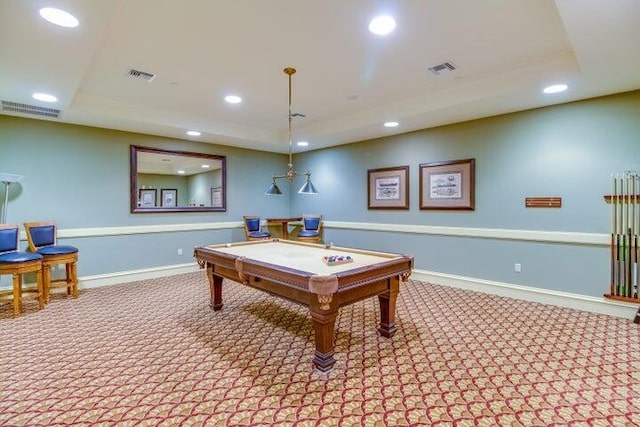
419,158 -> 475,210
138,189 -> 157,207
367,165 -> 409,210
161,188 -> 178,207
211,186 -> 223,208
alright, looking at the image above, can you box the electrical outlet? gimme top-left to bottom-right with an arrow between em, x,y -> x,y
178,248 -> 183,255
514,263 -> 521,273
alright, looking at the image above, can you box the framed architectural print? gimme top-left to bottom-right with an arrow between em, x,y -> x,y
211,186 -> 223,208
367,166 -> 409,210
419,158 -> 475,210
161,189 -> 177,207
138,189 -> 157,207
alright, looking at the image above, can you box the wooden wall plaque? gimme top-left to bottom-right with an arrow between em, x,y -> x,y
525,197 -> 562,208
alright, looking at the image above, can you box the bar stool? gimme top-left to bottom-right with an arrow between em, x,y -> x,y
24,221 -> 78,303
297,214 -> 323,243
0,224 -> 44,316
243,215 -> 271,241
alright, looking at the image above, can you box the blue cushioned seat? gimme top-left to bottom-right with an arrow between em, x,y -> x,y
24,221 -> 79,303
243,215 -> 271,241
37,245 -> 79,256
297,214 -> 323,243
297,230 -> 319,238
0,251 -> 43,263
0,224 -> 45,316
249,231 -> 271,238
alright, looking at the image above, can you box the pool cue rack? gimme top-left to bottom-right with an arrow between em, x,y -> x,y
603,172 -> 640,317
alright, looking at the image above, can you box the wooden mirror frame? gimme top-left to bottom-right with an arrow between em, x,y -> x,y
130,145 -> 227,213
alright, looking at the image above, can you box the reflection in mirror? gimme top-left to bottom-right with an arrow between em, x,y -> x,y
130,145 -> 226,213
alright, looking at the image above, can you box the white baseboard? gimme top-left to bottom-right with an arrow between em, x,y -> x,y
76,263 -> 638,320
78,262 -> 201,289
412,269 -> 638,320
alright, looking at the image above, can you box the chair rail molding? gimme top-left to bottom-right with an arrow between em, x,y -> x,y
18,220 -> 608,247
324,221 -> 609,246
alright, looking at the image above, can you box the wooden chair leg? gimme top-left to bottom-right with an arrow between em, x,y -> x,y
43,265 -> 51,303
37,268 -> 44,309
66,263 -> 71,295
12,273 -> 21,317
71,262 -> 78,298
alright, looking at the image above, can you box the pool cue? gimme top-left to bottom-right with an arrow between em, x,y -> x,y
624,172 -> 633,297
631,173 -> 640,298
627,175 -> 632,298
614,174 -> 619,295
611,174 -> 616,295
617,172 -> 627,297
631,173 -> 635,297
618,173 -> 625,296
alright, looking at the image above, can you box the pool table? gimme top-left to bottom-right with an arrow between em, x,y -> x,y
193,239 -> 413,372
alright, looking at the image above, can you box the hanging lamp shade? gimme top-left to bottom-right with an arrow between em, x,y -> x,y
264,181 -> 283,196
298,175 -> 318,194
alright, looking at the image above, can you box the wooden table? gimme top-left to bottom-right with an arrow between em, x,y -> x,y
266,217 -> 302,239
194,239 -> 413,372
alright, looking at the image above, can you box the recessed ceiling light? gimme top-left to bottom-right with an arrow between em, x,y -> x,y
224,95 -> 242,104
39,7 -> 79,28
32,92 -> 58,103
186,130 -> 201,136
384,121 -> 399,128
297,141 -> 309,147
543,84 -> 568,94
177,170 -> 186,174
369,15 -> 396,35
201,164 -> 210,168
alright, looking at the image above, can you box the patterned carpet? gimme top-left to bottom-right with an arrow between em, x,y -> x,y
0,272 -> 639,426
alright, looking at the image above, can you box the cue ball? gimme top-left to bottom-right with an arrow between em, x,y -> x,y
226,243 -> 231,247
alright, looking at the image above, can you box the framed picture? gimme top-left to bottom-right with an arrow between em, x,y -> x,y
161,189 -> 177,207
419,158 -> 475,210
211,186 -> 223,208
138,189 -> 157,207
367,166 -> 409,210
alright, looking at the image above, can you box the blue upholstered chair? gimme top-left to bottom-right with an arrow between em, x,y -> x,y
24,221 -> 78,303
297,214 -> 322,243
0,224 -> 44,316
243,215 -> 271,241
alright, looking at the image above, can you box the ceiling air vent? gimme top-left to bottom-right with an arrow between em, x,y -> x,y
126,68 -> 156,82
1,100 -> 61,118
428,62 -> 457,76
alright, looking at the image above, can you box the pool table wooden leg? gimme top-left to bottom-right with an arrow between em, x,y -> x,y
206,264 -> 224,311
309,304 -> 339,372
378,276 -> 400,338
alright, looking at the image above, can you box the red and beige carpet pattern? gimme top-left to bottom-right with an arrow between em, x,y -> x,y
1,273 -> 639,426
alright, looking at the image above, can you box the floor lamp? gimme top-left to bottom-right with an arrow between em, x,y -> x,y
0,173 -> 24,224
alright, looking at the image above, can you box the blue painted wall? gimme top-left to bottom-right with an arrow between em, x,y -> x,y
1,90 -> 639,297
291,90 -> 640,297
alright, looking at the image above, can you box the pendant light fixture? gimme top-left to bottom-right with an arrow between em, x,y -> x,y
265,67 -> 318,196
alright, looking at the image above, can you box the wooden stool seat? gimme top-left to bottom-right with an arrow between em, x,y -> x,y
24,221 -> 79,303
40,251 -> 78,302
243,215 -> 271,241
297,214 -> 323,243
0,225 -> 45,317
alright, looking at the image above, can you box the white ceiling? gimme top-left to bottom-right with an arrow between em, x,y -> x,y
1,0 -> 639,154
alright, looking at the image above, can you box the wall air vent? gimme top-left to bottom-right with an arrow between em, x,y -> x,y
428,62 -> 457,76
126,68 -> 156,82
1,100 -> 61,118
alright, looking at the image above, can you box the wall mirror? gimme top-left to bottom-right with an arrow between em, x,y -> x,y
130,145 -> 226,213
